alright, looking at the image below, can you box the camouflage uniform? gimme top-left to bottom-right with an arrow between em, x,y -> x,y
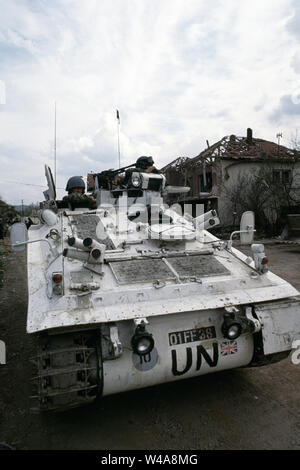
62,192 -> 97,209
63,175 -> 97,210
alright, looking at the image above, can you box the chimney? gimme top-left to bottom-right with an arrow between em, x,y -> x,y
246,128 -> 253,144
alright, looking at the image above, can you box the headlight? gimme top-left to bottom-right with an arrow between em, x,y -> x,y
131,175 -> 141,188
221,313 -> 242,340
41,209 -> 58,227
131,325 -> 154,356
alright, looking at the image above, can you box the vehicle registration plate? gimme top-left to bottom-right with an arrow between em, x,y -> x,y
168,326 -> 216,346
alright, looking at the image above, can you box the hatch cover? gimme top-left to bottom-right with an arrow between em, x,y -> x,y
109,258 -> 176,284
109,255 -> 229,284
168,255 -> 229,278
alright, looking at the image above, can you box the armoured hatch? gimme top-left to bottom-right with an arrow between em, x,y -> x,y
109,258 -> 175,284
109,254 -> 230,284
168,255 -> 230,279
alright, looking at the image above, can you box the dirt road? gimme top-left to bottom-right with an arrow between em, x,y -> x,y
0,241 -> 299,450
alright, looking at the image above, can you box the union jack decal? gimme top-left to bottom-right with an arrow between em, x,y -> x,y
220,340 -> 238,356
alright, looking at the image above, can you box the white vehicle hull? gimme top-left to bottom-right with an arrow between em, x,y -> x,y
17,167 -> 300,411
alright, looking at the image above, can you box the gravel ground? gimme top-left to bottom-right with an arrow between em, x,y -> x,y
0,239 -> 299,450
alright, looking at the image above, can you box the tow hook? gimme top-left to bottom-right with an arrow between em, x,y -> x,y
245,307 -> 261,333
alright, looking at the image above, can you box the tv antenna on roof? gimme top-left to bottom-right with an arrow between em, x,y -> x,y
276,132 -> 282,156
276,132 -> 282,145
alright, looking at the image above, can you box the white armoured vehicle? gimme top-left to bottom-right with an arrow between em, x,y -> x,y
11,163 -> 300,412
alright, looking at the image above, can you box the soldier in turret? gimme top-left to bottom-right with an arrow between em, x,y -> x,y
63,176 -> 97,209
135,156 -> 161,174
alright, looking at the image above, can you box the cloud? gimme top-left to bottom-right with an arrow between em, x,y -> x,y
0,0 -> 300,204
286,2 -> 300,41
271,94 -> 300,123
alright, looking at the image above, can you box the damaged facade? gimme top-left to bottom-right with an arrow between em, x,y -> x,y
162,129 -> 300,232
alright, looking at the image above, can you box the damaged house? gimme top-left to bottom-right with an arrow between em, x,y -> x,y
162,129 -> 300,234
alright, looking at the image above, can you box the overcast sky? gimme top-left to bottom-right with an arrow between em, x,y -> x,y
1,0 -> 300,205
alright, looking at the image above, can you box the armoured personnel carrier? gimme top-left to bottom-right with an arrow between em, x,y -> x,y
10,162 -> 300,412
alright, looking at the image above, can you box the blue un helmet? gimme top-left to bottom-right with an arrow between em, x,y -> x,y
65,176 -> 85,194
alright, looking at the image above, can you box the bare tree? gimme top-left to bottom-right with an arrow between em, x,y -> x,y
223,160 -> 300,235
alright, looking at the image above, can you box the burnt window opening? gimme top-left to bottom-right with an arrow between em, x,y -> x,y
272,170 -> 281,184
282,170 -> 292,184
199,172 -> 212,193
186,177 -> 193,195
272,169 -> 292,184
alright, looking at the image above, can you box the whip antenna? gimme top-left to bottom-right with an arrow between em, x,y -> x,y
54,101 -> 57,186
116,109 -> 121,168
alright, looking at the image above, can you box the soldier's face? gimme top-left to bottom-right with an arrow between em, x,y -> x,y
72,187 -> 84,194
145,165 -> 154,173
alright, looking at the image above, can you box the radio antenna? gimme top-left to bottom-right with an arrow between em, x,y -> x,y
116,109 -> 121,168
54,101 -> 57,186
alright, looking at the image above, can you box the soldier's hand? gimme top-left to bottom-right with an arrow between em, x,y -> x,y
89,198 -> 97,209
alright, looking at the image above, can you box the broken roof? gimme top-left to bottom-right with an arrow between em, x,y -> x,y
162,130 -> 300,172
